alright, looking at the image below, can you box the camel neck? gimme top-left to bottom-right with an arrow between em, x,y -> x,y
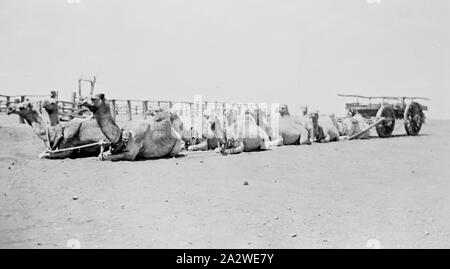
29,112 -> 49,142
94,103 -> 122,144
47,110 -> 60,126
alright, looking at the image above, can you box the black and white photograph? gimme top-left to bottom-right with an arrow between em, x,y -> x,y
0,0 -> 449,253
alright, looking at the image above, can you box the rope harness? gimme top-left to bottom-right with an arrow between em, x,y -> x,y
44,140 -> 111,154
110,129 -> 131,154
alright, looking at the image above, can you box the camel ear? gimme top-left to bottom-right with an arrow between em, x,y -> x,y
98,93 -> 105,100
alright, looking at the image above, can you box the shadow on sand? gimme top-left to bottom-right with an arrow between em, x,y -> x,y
368,133 -> 430,139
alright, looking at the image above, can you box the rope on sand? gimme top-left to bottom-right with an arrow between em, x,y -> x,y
45,140 -> 110,154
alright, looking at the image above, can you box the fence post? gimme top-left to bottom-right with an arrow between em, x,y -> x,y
127,100 -> 132,121
71,92 -> 77,111
142,101 -> 148,119
18,96 -> 25,124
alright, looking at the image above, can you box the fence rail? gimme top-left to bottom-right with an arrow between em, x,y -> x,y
1,91 -> 279,135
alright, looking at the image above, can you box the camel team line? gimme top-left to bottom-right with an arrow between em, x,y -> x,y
6,93 -> 421,161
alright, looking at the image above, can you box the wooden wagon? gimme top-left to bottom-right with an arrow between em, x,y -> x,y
338,94 -> 429,138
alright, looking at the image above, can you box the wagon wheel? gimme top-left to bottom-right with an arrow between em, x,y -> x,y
375,105 -> 395,138
404,102 -> 424,136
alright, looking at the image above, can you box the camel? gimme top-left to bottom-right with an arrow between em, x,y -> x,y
278,104 -> 311,145
7,101 -> 57,150
80,94 -> 183,161
208,109 -> 282,155
8,101 -> 106,159
245,108 -> 272,138
40,99 -> 107,158
335,113 -> 370,140
41,98 -> 60,126
187,108 -> 281,153
186,113 -> 221,152
41,98 -> 91,123
147,108 -> 195,150
306,111 -> 340,143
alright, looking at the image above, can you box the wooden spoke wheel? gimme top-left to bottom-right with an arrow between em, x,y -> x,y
375,105 -> 396,138
404,102 -> 424,136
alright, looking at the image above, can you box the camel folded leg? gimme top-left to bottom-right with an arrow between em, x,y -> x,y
100,150 -> 138,161
273,137 -> 284,147
320,131 -> 339,143
222,141 -> 244,155
50,135 -> 64,150
168,138 -> 183,157
100,143 -> 140,161
188,140 -> 208,151
299,130 -> 312,145
39,150 -> 74,159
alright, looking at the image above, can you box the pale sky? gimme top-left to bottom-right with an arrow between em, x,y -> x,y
1,0 -> 449,118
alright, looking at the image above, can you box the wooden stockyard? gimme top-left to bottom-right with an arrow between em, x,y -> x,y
0,77 -> 279,127
338,94 -> 429,138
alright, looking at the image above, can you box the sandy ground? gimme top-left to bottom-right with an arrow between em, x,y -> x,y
0,114 -> 449,249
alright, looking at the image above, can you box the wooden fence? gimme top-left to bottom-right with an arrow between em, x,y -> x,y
1,92 -> 280,136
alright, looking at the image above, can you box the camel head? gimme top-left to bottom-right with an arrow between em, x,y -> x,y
42,98 -> 58,115
247,108 -> 271,136
7,101 -> 41,125
304,111 -> 320,142
168,111 -> 192,142
79,93 -> 106,113
341,117 -> 358,136
204,112 -> 227,143
279,104 -> 290,116
224,109 -> 238,126
301,105 -> 308,116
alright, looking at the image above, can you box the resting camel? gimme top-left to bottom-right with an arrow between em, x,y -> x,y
147,108 -> 194,150
335,113 -> 370,140
210,109 -> 282,155
186,114 -> 220,152
8,101 -> 106,159
188,111 -> 229,151
306,111 -> 340,143
80,94 -> 183,161
278,104 -> 311,145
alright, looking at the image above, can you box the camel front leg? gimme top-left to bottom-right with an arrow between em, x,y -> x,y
321,130 -> 339,143
187,140 -> 208,151
168,138 -> 183,157
265,137 -> 283,149
100,143 -> 140,161
223,141 -> 244,155
39,150 -> 74,159
299,128 -> 312,145
50,135 -> 64,150
102,150 -> 138,161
